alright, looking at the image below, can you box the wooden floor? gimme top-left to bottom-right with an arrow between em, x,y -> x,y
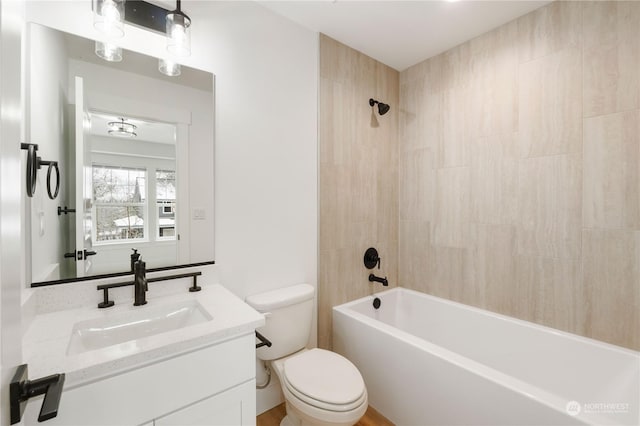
257,403 -> 394,426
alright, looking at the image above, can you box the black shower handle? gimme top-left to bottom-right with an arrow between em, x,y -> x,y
364,247 -> 381,270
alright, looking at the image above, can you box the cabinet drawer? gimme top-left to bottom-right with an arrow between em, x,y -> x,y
154,380 -> 255,426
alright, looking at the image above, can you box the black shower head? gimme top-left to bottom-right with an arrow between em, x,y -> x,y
369,98 -> 390,116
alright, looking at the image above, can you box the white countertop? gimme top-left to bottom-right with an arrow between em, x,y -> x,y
23,284 -> 265,388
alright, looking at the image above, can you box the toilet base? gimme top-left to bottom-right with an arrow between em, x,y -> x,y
279,414 -> 296,426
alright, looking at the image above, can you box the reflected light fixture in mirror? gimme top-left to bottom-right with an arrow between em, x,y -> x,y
108,118 -> 137,138
95,41 -> 123,62
166,0 -> 191,57
159,58 -> 181,77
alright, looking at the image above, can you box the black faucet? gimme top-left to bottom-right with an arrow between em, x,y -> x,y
133,260 -> 148,306
369,273 -> 388,287
130,248 -> 140,272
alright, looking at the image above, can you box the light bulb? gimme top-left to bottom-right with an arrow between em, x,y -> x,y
171,25 -> 186,47
159,58 -> 181,77
93,0 -> 125,39
166,12 -> 191,57
95,41 -> 122,62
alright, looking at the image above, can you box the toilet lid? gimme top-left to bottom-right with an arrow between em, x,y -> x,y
283,349 -> 365,406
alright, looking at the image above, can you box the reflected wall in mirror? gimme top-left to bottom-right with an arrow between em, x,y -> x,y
27,23 -> 214,285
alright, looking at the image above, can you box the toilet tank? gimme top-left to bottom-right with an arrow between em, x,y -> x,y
246,284 -> 314,361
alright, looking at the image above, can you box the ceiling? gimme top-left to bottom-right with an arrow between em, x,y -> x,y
258,0 -> 551,71
91,112 -> 177,145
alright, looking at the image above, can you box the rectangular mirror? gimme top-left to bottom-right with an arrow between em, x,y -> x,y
27,23 -> 214,285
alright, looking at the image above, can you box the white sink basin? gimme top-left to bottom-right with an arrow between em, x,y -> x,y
67,300 -> 213,355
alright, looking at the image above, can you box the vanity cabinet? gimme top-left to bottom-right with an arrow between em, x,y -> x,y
154,381 -> 254,426
24,333 -> 256,426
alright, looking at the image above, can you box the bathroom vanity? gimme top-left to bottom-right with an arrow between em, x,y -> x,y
21,284 -> 264,425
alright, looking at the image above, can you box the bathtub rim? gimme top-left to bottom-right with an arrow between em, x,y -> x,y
335,286 -> 640,358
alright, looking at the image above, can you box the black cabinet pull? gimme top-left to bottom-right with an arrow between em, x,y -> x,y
10,364 -> 65,424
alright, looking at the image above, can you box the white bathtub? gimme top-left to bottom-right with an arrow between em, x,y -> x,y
333,287 -> 639,426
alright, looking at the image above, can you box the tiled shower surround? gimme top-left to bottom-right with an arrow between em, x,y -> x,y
320,1 -> 639,351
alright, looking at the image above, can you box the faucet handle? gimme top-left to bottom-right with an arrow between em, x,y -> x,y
364,247 -> 381,270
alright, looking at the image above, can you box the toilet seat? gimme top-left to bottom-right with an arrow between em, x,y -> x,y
282,349 -> 366,412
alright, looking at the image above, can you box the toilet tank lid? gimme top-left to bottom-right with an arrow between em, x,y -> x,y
246,284 -> 314,312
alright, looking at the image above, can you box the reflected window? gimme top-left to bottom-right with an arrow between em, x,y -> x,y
92,164 -> 178,244
156,169 -> 176,239
93,165 -> 147,242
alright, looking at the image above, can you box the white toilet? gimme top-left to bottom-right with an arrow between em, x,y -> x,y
246,284 -> 368,426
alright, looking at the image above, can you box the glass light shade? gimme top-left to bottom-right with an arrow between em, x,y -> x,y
166,12 -> 191,57
108,118 -> 137,138
93,0 -> 125,39
158,58 -> 181,77
95,41 -> 123,62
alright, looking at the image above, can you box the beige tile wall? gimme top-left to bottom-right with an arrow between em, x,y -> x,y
399,1 -> 639,350
319,35 -> 399,349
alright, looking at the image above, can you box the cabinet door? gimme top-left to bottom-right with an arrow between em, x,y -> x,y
154,380 -> 255,426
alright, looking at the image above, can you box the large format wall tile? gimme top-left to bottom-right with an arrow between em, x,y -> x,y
433,167 -> 471,248
517,0 -> 582,63
399,220 -> 431,289
427,245 -> 473,305
581,229 -> 640,349
517,154 -> 582,259
515,256 -> 582,333
440,87 -> 471,167
399,149 -> 435,222
518,47 -> 582,158
319,35 -> 399,350
472,224 -> 517,314
583,1 -> 640,118
470,133 -> 518,225
468,20 -> 519,139
583,110 -> 640,230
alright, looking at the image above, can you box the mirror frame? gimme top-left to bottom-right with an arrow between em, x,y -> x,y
31,260 -> 215,287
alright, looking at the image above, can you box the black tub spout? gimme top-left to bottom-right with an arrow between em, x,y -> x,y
369,273 -> 388,286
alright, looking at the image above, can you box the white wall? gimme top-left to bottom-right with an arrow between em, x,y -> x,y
1,1 -> 27,423
27,24 -> 69,282
25,0 -> 319,413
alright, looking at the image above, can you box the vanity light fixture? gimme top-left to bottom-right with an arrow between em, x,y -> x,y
93,0 -> 126,39
166,0 -> 192,57
158,58 -> 181,77
95,41 -> 123,62
92,0 -> 192,75
108,118 -> 137,138
93,0 -> 125,63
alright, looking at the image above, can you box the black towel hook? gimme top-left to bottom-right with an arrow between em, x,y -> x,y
21,143 -> 60,200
